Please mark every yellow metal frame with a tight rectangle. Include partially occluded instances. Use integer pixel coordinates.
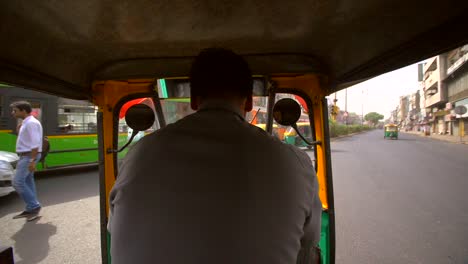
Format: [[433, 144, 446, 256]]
[[92, 80, 154, 213], [272, 74, 329, 208], [92, 74, 331, 214]]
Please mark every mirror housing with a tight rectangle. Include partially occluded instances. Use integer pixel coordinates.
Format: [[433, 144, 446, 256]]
[[273, 98, 301, 126], [125, 104, 155, 131], [108, 104, 155, 153], [273, 98, 321, 147]]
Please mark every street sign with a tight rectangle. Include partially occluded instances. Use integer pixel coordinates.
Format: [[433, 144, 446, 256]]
[[454, 105, 467, 115]]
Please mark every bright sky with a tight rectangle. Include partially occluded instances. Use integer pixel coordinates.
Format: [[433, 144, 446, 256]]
[[328, 62, 422, 119]]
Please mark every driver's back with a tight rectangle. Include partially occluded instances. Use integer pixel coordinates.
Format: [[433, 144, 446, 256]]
[[108, 104, 322, 264]]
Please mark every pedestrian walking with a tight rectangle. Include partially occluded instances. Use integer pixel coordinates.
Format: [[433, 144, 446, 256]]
[[10, 101, 43, 221]]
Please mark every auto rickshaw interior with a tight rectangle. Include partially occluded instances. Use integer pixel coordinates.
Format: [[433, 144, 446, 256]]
[[1, 1, 467, 264], [111, 75, 332, 263]]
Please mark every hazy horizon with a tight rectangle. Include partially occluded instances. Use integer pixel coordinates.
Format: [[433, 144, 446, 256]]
[[329, 62, 422, 119]]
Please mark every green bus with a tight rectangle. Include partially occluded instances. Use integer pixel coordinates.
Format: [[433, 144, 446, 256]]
[[0, 85, 132, 170]]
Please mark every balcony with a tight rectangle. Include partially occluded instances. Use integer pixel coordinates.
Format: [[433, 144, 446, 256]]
[[423, 56, 437, 72], [423, 70, 439, 90], [425, 84, 447, 108], [425, 87, 437, 96], [447, 52, 468, 75]]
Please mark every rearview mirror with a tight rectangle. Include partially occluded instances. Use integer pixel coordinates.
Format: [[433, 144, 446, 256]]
[[273, 98, 321, 147], [273, 98, 301, 126], [108, 104, 155, 153], [125, 104, 155, 131]]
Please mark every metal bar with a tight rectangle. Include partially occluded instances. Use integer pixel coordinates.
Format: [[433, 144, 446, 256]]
[[97, 112, 109, 264], [48, 148, 98, 154], [152, 83, 166, 128], [321, 98, 336, 264], [266, 81, 276, 133]]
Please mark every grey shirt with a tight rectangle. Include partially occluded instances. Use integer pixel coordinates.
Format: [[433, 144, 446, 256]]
[[108, 104, 322, 264]]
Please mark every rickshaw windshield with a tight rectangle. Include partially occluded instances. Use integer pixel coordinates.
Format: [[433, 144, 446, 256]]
[[117, 94, 272, 153]]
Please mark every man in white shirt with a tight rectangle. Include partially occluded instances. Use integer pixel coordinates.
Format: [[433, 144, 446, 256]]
[[10, 101, 43, 221], [108, 48, 322, 263]]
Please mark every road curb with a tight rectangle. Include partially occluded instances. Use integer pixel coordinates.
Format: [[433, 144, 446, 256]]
[[401, 132, 467, 145], [331, 129, 373, 141]]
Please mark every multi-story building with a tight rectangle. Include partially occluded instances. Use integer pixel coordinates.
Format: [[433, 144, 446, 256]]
[[420, 45, 468, 136], [422, 55, 449, 134], [398, 95, 409, 128], [389, 108, 399, 124], [444, 45, 468, 137], [405, 91, 421, 131], [418, 81, 427, 122]]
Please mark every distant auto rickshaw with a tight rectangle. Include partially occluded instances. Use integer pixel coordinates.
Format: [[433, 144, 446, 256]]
[[284, 122, 314, 149], [384, 124, 399, 139]]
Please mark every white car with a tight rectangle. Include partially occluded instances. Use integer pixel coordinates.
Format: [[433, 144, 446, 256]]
[[0, 151, 18, 197]]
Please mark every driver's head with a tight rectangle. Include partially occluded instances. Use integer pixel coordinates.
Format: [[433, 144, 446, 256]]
[[190, 48, 253, 112]]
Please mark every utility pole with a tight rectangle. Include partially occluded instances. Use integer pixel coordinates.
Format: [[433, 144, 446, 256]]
[[332, 93, 338, 121], [361, 89, 364, 125], [345, 88, 348, 125]]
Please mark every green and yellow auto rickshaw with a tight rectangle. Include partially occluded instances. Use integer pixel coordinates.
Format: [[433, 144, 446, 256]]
[[0, 1, 466, 264], [384, 124, 399, 140], [284, 122, 314, 149]]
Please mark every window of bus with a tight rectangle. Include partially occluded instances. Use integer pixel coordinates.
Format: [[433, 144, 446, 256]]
[[57, 98, 98, 134]]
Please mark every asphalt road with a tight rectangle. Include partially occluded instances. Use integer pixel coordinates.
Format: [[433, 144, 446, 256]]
[[0, 169, 100, 264], [1, 130, 467, 263], [332, 130, 468, 264]]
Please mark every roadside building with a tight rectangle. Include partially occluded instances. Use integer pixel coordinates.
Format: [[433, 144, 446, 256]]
[[407, 91, 421, 131], [398, 95, 409, 129], [422, 55, 449, 134], [390, 107, 399, 124], [417, 78, 428, 132], [444, 45, 468, 137], [420, 45, 468, 136]]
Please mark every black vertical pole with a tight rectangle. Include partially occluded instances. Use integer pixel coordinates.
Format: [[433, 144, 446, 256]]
[[97, 112, 109, 264], [266, 87, 276, 133]]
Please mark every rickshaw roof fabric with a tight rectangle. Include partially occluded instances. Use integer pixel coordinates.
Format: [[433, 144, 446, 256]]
[[0, 0, 467, 99]]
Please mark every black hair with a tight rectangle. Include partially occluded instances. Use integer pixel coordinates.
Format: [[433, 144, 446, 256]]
[[190, 48, 253, 98], [10, 100, 32, 113]]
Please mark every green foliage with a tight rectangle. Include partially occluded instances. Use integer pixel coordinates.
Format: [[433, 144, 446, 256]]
[[329, 119, 372, 137], [364, 112, 384, 126], [346, 112, 362, 125]]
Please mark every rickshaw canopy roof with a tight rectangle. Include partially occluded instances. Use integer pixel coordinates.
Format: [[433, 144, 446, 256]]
[[385, 124, 398, 127], [0, 1, 467, 99]]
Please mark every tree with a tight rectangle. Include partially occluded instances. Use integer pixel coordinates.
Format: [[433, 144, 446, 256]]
[[364, 112, 384, 127], [347, 112, 361, 125]]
